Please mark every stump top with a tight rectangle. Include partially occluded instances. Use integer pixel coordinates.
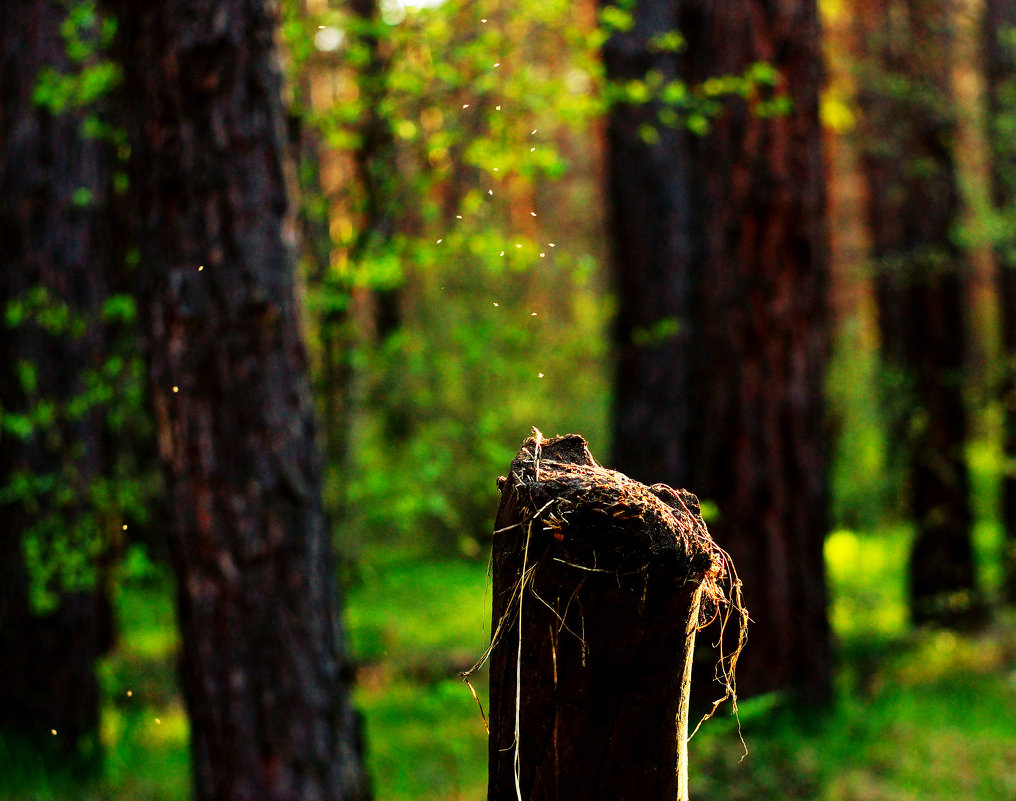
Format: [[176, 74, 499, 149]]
[[496, 432, 721, 585]]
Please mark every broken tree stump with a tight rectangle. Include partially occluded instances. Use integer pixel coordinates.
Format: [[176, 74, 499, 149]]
[[485, 432, 727, 801]]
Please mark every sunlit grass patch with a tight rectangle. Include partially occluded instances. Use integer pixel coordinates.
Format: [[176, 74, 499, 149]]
[[345, 553, 492, 667], [825, 526, 911, 643]]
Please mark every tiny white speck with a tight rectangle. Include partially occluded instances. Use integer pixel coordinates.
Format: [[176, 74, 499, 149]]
[[531, 312, 538, 316], [538, 372, 545, 378], [548, 243, 556, 247], [493, 302, 500, 307], [496, 105, 501, 111], [462, 104, 469, 109], [530, 211, 537, 216], [318, 25, 325, 29], [540, 252, 546, 258], [198, 265, 204, 271], [493, 62, 500, 67], [515, 244, 522, 248], [531, 129, 537, 135], [493, 167, 499, 172], [500, 251, 505, 256], [481, 18, 487, 22], [488, 189, 494, 195], [456, 215, 462, 219], [530, 147, 536, 152], [436, 238, 443, 244]]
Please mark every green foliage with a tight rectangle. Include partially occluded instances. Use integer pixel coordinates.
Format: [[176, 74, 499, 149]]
[[2, 290, 160, 613]]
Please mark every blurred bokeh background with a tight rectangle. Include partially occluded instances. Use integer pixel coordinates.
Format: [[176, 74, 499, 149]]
[[2, 0, 1015, 798]]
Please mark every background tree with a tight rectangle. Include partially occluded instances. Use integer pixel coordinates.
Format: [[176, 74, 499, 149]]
[[602, 0, 695, 492], [0, 0, 120, 762], [984, 0, 1016, 604], [682, 0, 833, 703], [604, 0, 833, 703], [854, 0, 980, 624], [103, 1, 370, 798]]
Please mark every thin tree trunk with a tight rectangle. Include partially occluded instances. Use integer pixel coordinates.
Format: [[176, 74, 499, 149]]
[[0, 0, 115, 761], [984, 0, 1016, 604], [104, 2, 370, 798], [855, 0, 980, 624]]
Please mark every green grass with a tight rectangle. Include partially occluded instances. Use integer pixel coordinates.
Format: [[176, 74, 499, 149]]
[[2, 531, 1014, 801]]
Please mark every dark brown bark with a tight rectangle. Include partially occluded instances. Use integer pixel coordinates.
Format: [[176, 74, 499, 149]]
[[0, 0, 115, 760], [984, 0, 1016, 604], [604, 0, 833, 702], [682, 0, 832, 703], [603, 0, 694, 487], [855, 0, 980, 624], [104, 2, 370, 799], [486, 433, 724, 801]]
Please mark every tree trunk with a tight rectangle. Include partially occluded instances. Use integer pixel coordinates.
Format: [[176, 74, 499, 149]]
[[605, 0, 833, 703], [603, 0, 694, 488], [485, 433, 727, 801], [984, 0, 1016, 604], [0, 0, 115, 762], [104, 2, 370, 799], [854, 0, 980, 624]]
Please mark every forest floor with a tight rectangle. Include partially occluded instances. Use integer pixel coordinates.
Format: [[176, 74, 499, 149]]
[[1, 525, 1014, 801]]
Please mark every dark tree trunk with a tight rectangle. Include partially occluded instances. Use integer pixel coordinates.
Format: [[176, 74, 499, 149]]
[[603, 0, 694, 488], [0, 0, 115, 761], [683, 0, 832, 704], [104, 2, 370, 799], [984, 0, 1016, 604], [604, 0, 833, 703], [485, 433, 724, 801], [855, 0, 980, 624]]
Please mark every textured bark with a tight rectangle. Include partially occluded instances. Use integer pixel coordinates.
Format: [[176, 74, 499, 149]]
[[984, 0, 1016, 604], [682, 0, 832, 703], [0, 0, 115, 759], [486, 434, 721, 801], [604, 0, 833, 702], [855, 0, 979, 624], [104, 2, 370, 799]]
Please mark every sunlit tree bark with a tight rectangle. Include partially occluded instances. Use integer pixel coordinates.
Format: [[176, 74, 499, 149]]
[[855, 0, 980, 624], [104, 1, 371, 798], [0, 0, 115, 762]]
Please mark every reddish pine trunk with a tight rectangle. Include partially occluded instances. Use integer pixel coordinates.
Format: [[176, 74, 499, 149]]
[[683, 0, 832, 702], [854, 0, 980, 623], [0, 0, 115, 759], [105, 2, 370, 799], [605, 0, 832, 702]]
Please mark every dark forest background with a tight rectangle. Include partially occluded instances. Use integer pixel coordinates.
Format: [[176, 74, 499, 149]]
[[1, 0, 1015, 798]]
